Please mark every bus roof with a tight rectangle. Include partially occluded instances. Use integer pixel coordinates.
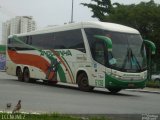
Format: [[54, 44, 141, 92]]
[[11, 21, 139, 37]]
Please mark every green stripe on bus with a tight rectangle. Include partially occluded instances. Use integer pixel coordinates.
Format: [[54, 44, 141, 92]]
[[57, 65, 67, 83], [61, 56, 75, 83], [51, 55, 66, 83]]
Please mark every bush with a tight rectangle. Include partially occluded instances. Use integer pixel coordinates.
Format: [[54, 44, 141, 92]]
[[0, 113, 110, 120], [146, 80, 160, 88]]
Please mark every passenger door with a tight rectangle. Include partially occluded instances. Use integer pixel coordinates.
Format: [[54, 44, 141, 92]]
[[92, 40, 107, 88]]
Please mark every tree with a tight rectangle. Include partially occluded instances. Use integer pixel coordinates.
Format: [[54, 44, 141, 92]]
[[105, 0, 160, 40], [81, 0, 112, 21]]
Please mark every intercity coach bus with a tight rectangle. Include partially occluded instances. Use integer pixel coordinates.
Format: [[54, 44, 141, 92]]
[[6, 21, 156, 93]]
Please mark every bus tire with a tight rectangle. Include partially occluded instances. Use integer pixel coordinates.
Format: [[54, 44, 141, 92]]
[[48, 81, 58, 85], [107, 88, 121, 94], [16, 67, 23, 81], [77, 73, 93, 92], [30, 78, 37, 83], [43, 80, 58, 85], [43, 80, 49, 84], [23, 68, 31, 82]]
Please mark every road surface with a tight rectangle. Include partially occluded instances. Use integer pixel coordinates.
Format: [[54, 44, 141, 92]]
[[0, 72, 160, 114]]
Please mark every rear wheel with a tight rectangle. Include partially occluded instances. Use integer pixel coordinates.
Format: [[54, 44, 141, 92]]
[[43, 80, 58, 85], [23, 68, 30, 82], [16, 68, 23, 81], [107, 88, 121, 94], [77, 73, 94, 92], [30, 78, 37, 83], [48, 80, 58, 85]]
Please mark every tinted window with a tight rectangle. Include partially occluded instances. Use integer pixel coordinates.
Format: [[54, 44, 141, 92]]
[[30, 29, 85, 52], [54, 29, 85, 52], [31, 33, 53, 49], [84, 28, 104, 47], [8, 37, 29, 50], [8, 29, 85, 52], [84, 28, 104, 56], [93, 41, 106, 65]]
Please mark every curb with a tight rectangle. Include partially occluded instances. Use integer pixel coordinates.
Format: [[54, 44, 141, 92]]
[[0, 111, 42, 114], [125, 89, 160, 94]]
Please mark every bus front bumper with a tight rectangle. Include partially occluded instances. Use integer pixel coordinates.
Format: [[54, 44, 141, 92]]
[[105, 75, 147, 89]]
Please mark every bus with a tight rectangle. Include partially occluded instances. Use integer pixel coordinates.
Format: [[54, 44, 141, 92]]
[[6, 21, 156, 93]]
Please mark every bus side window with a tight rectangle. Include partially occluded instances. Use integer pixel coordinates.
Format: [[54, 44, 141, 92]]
[[29, 36, 32, 45], [8, 39, 11, 44], [54, 29, 86, 52], [93, 41, 106, 65]]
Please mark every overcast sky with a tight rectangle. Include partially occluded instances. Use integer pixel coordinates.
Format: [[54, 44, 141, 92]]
[[0, 0, 160, 43]]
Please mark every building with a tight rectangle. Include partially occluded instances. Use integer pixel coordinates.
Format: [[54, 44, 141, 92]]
[[2, 16, 36, 45], [20, 16, 36, 33], [2, 20, 10, 45]]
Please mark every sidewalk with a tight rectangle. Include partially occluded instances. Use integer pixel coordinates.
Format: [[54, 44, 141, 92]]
[[126, 87, 160, 94], [0, 71, 16, 79]]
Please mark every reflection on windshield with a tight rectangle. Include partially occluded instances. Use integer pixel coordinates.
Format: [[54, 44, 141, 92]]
[[108, 51, 117, 65], [107, 32, 147, 72], [122, 48, 141, 71]]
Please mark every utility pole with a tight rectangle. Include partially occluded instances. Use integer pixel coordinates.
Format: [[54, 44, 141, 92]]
[[71, 0, 74, 23]]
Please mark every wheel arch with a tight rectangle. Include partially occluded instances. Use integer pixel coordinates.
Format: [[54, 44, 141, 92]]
[[76, 69, 88, 84], [23, 66, 29, 72]]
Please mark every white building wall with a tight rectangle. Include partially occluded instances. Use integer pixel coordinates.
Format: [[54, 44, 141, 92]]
[[2, 21, 10, 45], [31, 21, 36, 31], [20, 17, 29, 33], [2, 16, 36, 44], [10, 17, 20, 35]]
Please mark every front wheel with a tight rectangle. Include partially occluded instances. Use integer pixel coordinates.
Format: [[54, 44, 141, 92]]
[[107, 88, 121, 94], [77, 73, 94, 92]]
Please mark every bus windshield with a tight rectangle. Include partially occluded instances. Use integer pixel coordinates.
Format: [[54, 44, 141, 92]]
[[84, 28, 147, 73], [107, 32, 147, 72]]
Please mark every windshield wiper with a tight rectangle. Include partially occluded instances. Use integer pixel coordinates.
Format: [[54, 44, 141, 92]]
[[122, 48, 142, 71], [130, 50, 142, 71]]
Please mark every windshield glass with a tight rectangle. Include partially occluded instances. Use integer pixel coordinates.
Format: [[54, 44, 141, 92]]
[[108, 32, 147, 72], [84, 28, 147, 73]]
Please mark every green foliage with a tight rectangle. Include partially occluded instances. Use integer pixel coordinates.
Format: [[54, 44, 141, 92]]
[[0, 45, 6, 52], [0, 113, 110, 120], [105, 0, 160, 43], [24, 113, 81, 120], [81, 0, 112, 21], [146, 80, 160, 88]]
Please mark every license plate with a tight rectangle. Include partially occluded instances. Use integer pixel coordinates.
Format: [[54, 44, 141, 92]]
[[128, 84, 135, 87]]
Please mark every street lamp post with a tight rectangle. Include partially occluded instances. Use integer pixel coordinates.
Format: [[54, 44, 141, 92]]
[[71, 0, 74, 23]]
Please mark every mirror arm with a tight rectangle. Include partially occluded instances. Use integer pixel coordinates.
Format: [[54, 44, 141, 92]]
[[94, 35, 112, 51], [144, 40, 156, 55]]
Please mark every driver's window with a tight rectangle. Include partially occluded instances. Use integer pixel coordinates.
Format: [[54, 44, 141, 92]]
[[93, 42, 105, 65]]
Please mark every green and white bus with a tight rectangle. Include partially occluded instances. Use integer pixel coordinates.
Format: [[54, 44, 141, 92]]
[[6, 21, 156, 93]]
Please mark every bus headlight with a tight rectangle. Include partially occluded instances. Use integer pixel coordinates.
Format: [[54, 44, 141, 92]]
[[114, 75, 121, 79]]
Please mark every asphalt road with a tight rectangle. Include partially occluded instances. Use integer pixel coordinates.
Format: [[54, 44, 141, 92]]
[[0, 72, 160, 114]]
